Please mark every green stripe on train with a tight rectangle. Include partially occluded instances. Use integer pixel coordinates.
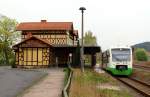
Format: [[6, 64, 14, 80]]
[[106, 67, 132, 76]]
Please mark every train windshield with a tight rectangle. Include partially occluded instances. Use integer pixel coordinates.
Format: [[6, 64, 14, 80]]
[[111, 48, 131, 62]]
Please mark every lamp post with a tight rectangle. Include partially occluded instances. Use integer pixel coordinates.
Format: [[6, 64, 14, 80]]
[[79, 7, 86, 72]]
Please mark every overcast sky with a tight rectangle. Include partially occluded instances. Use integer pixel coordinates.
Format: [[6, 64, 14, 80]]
[[0, 0, 150, 50]]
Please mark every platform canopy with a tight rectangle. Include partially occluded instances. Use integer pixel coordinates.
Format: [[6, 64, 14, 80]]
[[53, 45, 101, 54]]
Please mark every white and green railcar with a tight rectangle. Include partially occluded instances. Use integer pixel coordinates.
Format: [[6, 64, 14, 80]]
[[102, 47, 133, 76]]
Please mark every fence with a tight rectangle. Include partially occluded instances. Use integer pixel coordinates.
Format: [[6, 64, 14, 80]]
[[62, 68, 73, 97]]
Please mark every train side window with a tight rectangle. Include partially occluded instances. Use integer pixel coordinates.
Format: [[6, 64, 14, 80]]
[[106, 51, 109, 62]]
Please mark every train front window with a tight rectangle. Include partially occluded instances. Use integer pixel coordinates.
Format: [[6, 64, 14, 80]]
[[111, 49, 131, 62]]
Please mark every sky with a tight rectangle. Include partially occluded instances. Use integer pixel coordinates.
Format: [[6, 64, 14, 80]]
[[0, 0, 150, 50]]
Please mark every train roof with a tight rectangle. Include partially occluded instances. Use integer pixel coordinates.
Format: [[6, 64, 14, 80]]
[[109, 46, 132, 49], [102, 46, 132, 52]]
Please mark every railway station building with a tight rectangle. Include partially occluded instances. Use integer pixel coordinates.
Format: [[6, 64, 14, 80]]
[[12, 20, 101, 68]]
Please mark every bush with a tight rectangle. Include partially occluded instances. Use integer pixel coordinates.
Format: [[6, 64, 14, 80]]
[[135, 48, 148, 61]]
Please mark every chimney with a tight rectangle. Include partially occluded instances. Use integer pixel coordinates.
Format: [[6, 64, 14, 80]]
[[41, 20, 47, 23]]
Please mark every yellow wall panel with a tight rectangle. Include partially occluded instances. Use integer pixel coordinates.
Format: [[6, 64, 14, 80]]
[[33, 48, 37, 65], [43, 48, 46, 52], [15, 52, 19, 65], [43, 61, 47, 65], [16, 47, 51, 67], [33, 48, 37, 61], [28, 62, 31, 65], [28, 48, 32, 62], [33, 62, 37, 65], [23, 49, 26, 65], [38, 48, 42, 65], [42, 48, 48, 65], [24, 61, 26, 65], [16, 52, 18, 61], [15, 62, 18, 65], [18, 50, 23, 65], [19, 61, 21, 65]]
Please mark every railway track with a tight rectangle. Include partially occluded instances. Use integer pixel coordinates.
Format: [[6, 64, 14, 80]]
[[133, 64, 150, 71], [117, 77, 150, 97]]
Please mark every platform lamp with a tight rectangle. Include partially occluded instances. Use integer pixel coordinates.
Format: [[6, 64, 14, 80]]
[[79, 7, 86, 72]]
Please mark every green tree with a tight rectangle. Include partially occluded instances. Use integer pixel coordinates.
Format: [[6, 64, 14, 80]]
[[0, 17, 19, 65], [135, 48, 148, 61], [83, 31, 97, 46], [82, 31, 98, 65]]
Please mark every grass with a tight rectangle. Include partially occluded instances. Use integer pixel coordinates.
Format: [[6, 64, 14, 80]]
[[132, 69, 150, 84], [134, 61, 150, 66], [69, 69, 132, 97], [75, 69, 115, 84], [98, 89, 132, 97], [147, 56, 150, 61]]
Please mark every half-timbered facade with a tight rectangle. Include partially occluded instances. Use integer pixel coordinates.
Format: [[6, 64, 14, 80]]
[[13, 20, 78, 68]]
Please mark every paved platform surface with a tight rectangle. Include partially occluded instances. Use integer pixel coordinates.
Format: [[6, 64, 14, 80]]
[[94, 64, 105, 73], [21, 68, 65, 97], [0, 66, 46, 97]]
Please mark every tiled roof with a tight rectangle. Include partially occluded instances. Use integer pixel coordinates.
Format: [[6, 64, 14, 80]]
[[16, 20, 73, 31], [13, 36, 52, 48]]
